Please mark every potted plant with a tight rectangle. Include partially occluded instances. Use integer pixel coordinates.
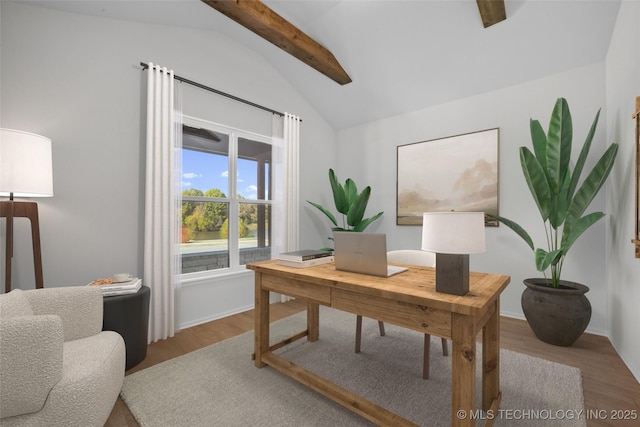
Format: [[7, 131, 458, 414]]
[[307, 168, 383, 250], [488, 98, 618, 346]]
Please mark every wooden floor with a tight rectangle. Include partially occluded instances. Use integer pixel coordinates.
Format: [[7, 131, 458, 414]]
[[106, 299, 640, 427]]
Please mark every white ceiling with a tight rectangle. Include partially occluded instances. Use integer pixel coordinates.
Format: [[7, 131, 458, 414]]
[[16, 0, 622, 130]]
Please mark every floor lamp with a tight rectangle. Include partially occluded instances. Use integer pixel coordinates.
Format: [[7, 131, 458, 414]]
[[0, 128, 53, 293]]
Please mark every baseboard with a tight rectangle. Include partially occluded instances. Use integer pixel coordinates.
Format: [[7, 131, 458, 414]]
[[179, 303, 254, 330], [498, 310, 526, 322], [498, 310, 609, 338], [177, 295, 282, 330]]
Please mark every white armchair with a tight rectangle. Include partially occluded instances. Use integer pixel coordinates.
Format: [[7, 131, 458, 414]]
[[0, 286, 125, 426]]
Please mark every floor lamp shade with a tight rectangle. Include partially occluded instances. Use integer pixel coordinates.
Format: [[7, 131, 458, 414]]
[[421, 212, 486, 295], [1, 128, 53, 293], [0, 128, 53, 198]]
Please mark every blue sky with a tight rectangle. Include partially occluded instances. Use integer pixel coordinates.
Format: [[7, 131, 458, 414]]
[[181, 150, 258, 199]]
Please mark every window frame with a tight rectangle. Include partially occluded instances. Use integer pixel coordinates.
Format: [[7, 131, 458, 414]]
[[180, 115, 274, 280]]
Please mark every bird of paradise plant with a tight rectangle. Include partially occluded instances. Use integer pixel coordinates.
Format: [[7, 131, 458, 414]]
[[488, 98, 618, 288], [307, 168, 383, 250]]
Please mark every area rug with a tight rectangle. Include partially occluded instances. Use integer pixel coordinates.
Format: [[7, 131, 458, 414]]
[[121, 307, 586, 426]]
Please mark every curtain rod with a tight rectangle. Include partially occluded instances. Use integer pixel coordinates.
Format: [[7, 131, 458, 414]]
[[140, 62, 300, 121]]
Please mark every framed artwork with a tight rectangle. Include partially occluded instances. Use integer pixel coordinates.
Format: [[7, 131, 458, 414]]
[[396, 128, 499, 226]]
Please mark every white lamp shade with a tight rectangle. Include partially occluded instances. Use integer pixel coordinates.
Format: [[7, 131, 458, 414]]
[[421, 211, 486, 254], [0, 128, 53, 197]]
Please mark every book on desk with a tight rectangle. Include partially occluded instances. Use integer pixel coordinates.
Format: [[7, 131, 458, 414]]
[[88, 277, 142, 296], [277, 255, 334, 268], [278, 249, 333, 262]]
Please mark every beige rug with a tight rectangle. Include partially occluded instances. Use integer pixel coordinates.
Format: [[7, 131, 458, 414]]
[[121, 307, 586, 426]]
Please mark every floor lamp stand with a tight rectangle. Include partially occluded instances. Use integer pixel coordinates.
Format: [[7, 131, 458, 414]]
[[1, 200, 44, 293]]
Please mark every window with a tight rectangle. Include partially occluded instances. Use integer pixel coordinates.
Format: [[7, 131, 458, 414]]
[[180, 118, 272, 275]]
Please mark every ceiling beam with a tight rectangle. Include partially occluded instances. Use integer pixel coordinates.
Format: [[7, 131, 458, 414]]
[[201, 0, 352, 85], [476, 0, 506, 28]]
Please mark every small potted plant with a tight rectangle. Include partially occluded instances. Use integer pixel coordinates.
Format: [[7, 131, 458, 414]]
[[489, 98, 618, 346], [307, 168, 383, 250]]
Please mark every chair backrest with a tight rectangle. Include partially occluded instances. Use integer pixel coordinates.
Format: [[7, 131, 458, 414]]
[[386, 250, 435, 267]]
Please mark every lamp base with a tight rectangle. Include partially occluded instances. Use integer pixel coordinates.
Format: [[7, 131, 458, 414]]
[[0, 200, 44, 293], [435, 253, 469, 295]]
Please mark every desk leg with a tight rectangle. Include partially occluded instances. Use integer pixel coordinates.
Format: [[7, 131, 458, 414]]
[[254, 272, 270, 368], [482, 299, 501, 412], [452, 313, 476, 427], [307, 301, 319, 342]]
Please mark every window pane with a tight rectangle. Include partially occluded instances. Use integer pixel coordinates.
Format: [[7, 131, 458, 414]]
[[239, 202, 271, 265], [237, 138, 271, 201], [181, 201, 229, 273], [182, 128, 229, 195]]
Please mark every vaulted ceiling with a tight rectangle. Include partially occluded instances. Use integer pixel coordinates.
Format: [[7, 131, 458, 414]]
[[17, 0, 621, 130]]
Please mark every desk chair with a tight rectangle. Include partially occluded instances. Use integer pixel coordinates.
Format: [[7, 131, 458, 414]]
[[354, 249, 449, 379]]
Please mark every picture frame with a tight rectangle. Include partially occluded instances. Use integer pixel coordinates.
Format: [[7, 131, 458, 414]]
[[396, 128, 499, 226]]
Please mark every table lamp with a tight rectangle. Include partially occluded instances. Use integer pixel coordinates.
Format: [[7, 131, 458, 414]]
[[1, 128, 53, 292], [421, 211, 486, 295]]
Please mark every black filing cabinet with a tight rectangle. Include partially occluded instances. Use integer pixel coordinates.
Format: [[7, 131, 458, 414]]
[[102, 286, 150, 371]]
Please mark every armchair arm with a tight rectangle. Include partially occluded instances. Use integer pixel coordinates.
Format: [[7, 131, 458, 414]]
[[24, 287, 104, 341], [0, 315, 64, 419]]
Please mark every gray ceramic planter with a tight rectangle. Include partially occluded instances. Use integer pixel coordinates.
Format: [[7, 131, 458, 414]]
[[521, 278, 591, 346]]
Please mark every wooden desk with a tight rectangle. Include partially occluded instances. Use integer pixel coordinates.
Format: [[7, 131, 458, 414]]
[[247, 260, 510, 427]]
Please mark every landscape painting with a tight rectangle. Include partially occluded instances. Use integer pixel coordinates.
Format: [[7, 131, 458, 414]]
[[397, 128, 499, 226]]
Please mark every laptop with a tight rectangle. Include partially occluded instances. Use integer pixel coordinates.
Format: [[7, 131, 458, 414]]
[[333, 232, 408, 277]]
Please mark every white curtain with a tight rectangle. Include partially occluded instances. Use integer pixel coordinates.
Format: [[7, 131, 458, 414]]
[[144, 63, 182, 343], [272, 113, 301, 302]]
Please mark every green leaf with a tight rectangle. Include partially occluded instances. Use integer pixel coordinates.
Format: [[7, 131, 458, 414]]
[[487, 214, 534, 250], [347, 186, 371, 227], [307, 200, 337, 227], [520, 148, 551, 221], [329, 169, 349, 215], [549, 168, 571, 229], [535, 248, 563, 271], [530, 119, 548, 171], [534, 249, 548, 270], [353, 211, 384, 232], [344, 179, 358, 208], [546, 98, 572, 194], [568, 109, 600, 201], [561, 212, 605, 254], [566, 143, 618, 225]]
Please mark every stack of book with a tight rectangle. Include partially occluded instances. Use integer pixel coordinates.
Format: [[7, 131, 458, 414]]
[[88, 277, 142, 296], [277, 249, 334, 268]]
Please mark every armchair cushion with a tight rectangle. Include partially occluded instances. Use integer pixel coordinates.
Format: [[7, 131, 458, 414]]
[[0, 289, 34, 318], [0, 315, 63, 418], [0, 287, 125, 426], [24, 286, 104, 341]]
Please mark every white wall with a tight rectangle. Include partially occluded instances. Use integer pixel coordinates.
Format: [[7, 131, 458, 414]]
[[0, 2, 336, 327], [605, 0, 640, 381], [335, 63, 611, 334]]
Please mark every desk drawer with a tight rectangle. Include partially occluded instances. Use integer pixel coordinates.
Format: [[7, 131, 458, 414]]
[[262, 275, 331, 304], [332, 288, 451, 338]]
